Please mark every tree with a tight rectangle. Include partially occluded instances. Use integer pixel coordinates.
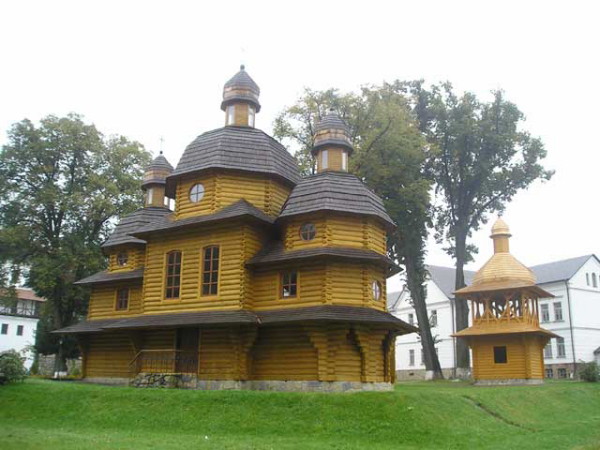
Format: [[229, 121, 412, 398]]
[[403, 82, 554, 373], [274, 85, 444, 379], [0, 114, 151, 375]]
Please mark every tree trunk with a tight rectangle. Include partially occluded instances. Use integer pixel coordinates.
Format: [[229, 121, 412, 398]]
[[405, 258, 444, 380], [454, 227, 470, 375]]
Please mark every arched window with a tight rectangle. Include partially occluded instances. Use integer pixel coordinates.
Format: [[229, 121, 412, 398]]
[[248, 106, 256, 127], [593, 273, 598, 288], [117, 252, 128, 266], [226, 105, 235, 125], [299, 223, 316, 241], [372, 280, 382, 301], [165, 251, 182, 299], [202, 246, 220, 296], [116, 288, 129, 310]]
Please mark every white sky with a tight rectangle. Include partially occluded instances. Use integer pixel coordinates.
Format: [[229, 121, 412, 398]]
[[1, 0, 598, 292]]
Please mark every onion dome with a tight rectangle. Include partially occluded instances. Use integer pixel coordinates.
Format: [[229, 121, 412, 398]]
[[221, 65, 261, 113], [278, 171, 394, 228], [312, 109, 353, 155], [165, 127, 300, 197], [455, 218, 544, 295], [142, 152, 174, 189]]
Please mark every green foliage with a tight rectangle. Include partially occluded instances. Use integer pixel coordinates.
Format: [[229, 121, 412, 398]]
[[0, 114, 151, 370], [0, 350, 27, 384], [0, 380, 599, 448], [579, 361, 599, 382]]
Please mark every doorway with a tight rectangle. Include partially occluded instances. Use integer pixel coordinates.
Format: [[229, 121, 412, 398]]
[[175, 328, 199, 373]]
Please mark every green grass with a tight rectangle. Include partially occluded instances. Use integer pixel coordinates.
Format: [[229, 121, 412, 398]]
[[0, 379, 599, 449]]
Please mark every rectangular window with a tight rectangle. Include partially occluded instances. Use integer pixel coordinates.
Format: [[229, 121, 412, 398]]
[[147, 188, 153, 205], [227, 105, 235, 125], [545, 368, 553, 378], [408, 313, 414, 326], [1, 324, 7, 334], [586, 273, 590, 286], [430, 310, 438, 327], [281, 270, 298, 298], [493, 346, 508, 364], [165, 251, 182, 299], [409, 349, 415, 366], [16, 325, 24, 336], [553, 302, 563, 321], [116, 288, 129, 311], [540, 304, 550, 323], [544, 342, 553, 358], [342, 151, 348, 170], [556, 337, 566, 358], [201, 246, 220, 296], [321, 150, 328, 169], [421, 349, 424, 365], [248, 106, 255, 127], [558, 368, 567, 379]]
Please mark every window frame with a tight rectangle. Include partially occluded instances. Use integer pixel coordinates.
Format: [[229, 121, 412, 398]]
[[408, 313, 414, 326], [540, 303, 550, 323], [201, 245, 220, 297], [248, 105, 256, 127], [115, 287, 130, 311], [557, 368, 568, 379], [16, 325, 24, 336], [226, 105, 235, 125], [189, 183, 205, 203], [280, 270, 298, 299], [593, 273, 598, 288], [299, 223, 317, 241], [321, 150, 328, 170], [544, 341, 553, 358], [409, 349, 415, 366], [117, 251, 129, 267], [1, 323, 7, 335], [553, 302, 563, 322], [545, 368, 554, 378], [165, 250, 183, 300], [556, 337, 566, 358], [430, 310, 438, 327], [372, 280, 382, 301]]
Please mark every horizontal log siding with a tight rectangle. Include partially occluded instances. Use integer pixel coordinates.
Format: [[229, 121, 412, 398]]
[[332, 328, 363, 381], [142, 223, 249, 313], [252, 261, 386, 311], [108, 247, 145, 272], [470, 335, 547, 380], [251, 326, 318, 380], [85, 332, 134, 378], [284, 214, 386, 254], [87, 284, 143, 319], [198, 327, 238, 380], [176, 172, 291, 219]]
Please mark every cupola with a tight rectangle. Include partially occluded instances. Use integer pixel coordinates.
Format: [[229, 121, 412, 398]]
[[312, 109, 353, 173], [142, 152, 174, 208], [221, 65, 261, 127]]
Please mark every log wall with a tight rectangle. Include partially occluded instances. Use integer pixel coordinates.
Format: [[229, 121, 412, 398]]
[[87, 283, 143, 319]]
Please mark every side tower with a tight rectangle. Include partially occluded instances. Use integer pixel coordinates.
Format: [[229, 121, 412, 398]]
[[453, 218, 557, 385]]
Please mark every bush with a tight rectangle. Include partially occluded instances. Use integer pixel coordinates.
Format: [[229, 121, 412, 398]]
[[579, 361, 599, 382], [0, 350, 27, 384]]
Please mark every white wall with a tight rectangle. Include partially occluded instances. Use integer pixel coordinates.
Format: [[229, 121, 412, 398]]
[[0, 315, 38, 369]]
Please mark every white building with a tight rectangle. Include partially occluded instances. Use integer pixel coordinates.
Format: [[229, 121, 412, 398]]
[[389, 255, 600, 380], [0, 288, 45, 369]]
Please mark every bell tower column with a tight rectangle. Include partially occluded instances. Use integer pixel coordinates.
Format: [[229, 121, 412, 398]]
[[221, 65, 261, 128], [312, 109, 354, 173]]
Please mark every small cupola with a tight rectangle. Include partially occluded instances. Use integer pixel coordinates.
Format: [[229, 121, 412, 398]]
[[221, 65, 261, 128], [142, 151, 174, 208], [312, 109, 353, 173]]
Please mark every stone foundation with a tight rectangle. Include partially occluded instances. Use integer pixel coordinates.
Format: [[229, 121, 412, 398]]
[[86, 375, 393, 392], [396, 369, 456, 381], [473, 378, 544, 386]]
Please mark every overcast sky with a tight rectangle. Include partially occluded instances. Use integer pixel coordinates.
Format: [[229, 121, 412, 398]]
[[1, 0, 598, 291]]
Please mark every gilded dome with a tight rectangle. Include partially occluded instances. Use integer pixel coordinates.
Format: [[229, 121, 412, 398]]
[[490, 217, 511, 237]]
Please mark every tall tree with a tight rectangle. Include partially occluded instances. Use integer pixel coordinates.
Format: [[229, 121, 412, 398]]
[[274, 85, 444, 379], [0, 114, 151, 374], [403, 82, 554, 373]]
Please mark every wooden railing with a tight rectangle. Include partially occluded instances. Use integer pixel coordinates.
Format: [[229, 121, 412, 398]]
[[129, 350, 198, 376]]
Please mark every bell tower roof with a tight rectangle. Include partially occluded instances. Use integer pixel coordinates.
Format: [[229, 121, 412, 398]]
[[312, 109, 353, 155], [142, 151, 173, 189]]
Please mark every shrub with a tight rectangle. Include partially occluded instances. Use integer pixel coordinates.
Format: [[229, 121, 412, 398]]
[[0, 350, 27, 384], [579, 361, 599, 382]]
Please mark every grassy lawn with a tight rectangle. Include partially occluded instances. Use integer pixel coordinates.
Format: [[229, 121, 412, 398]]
[[0, 379, 599, 449]]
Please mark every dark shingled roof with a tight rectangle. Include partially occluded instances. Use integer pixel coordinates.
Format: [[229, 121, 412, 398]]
[[147, 153, 174, 172], [315, 111, 351, 133], [224, 65, 260, 94], [53, 306, 417, 334], [247, 242, 402, 275], [132, 199, 274, 236], [278, 171, 394, 227], [165, 127, 300, 196], [102, 207, 171, 249], [74, 269, 144, 286], [428, 265, 476, 299], [529, 255, 597, 284]]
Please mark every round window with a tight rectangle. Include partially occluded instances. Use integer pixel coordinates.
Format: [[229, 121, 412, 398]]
[[189, 184, 205, 203], [372, 280, 382, 301], [117, 252, 128, 266], [299, 223, 317, 241]]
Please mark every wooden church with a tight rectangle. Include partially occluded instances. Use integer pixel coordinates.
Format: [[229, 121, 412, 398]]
[[56, 66, 417, 391], [453, 218, 557, 385]]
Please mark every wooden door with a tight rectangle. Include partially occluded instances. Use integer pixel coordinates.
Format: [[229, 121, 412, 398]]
[[176, 328, 199, 373]]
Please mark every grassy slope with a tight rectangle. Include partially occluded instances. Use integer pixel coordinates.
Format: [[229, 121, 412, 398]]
[[0, 379, 599, 449]]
